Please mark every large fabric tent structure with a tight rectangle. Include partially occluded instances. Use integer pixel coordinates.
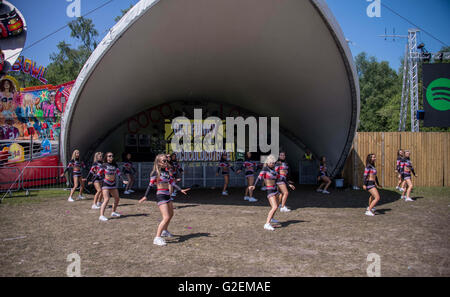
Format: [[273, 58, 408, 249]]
[[61, 0, 360, 177]]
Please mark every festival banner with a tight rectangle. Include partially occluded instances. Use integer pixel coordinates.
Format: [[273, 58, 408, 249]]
[[422, 63, 450, 127]]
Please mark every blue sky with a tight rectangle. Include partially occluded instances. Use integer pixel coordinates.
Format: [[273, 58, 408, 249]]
[[8, 0, 450, 72]]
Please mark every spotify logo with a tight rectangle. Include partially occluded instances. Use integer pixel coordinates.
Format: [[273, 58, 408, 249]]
[[426, 78, 450, 111]]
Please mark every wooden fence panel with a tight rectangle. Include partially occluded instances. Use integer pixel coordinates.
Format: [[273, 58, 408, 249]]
[[343, 132, 449, 188], [445, 133, 450, 187]]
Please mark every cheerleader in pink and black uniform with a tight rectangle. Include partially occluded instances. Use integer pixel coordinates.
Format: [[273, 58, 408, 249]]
[[122, 153, 136, 195], [276, 151, 295, 212], [169, 153, 184, 197], [239, 152, 258, 202], [248, 155, 282, 231], [316, 156, 332, 194], [395, 149, 405, 193], [86, 152, 104, 209], [62, 149, 86, 202], [139, 154, 190, 246], [216, 154, 235, 196], [401, 150, 416, 202], [97, 152, 128, 221], [363, 153, 382, 216]]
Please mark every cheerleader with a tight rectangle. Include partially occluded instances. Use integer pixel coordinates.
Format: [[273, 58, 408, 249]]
[[276, 151, 295, 212], [239, 152, 258, 202], [122, 152, 136, 195], [316, 156, 331, 194], [401, 150, 416, 202], [139, 154, 190, 246], [395, 149, 405, 192], [62, 149, 86, 202], [248, 155, 283, 231], [216, 153, 235, 196], [363, 154, 382, 216], [169, 153, 184, 197], [86, 152, 104, 209], [97, 152, 128, 221]]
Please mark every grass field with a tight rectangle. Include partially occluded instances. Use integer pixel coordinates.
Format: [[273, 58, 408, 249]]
[[0, 185, 449, 277]]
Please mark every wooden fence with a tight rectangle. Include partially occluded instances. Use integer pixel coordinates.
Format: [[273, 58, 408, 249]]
[[342, 132, 450, 187]]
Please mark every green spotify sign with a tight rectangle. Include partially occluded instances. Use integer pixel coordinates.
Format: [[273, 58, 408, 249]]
[[423, 64, 450, 127]]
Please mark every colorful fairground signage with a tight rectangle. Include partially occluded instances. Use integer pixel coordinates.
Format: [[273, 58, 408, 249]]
[[10, 56, 48, 84]]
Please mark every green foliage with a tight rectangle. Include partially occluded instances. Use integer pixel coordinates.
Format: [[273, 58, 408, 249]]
[[45, 17, 99, 86], [114, 4, 134, 23], [8, 71, 42, 88], [355, 52, 401, 131], [355, 49, 450, 132]]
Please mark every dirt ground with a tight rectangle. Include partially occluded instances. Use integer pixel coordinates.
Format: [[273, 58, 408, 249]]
[[0, 185, 449, 277]]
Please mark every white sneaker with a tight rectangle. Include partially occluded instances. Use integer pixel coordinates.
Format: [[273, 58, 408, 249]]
[[68, 197, 75, 202], [405, 197, 414, 202], [270, 218, 280, 223], [367, 207, 376, 213], [222, 191, 229, 196], [128, 189, 135, 193], [99, 215, 108, 221], [316, 188, 323, 193], [111, 212, 121, 217], [153, 237, 167, 246], [400, 188, 405, 192], [124, 190, 130, 195], [322, 190, 330, 194], [78, 195, 85, 200], [248, 197, 258, 202], [365, 210, 375, 216], [96, 202, 102, 207], [280, 206, 291, 212], [400, 195, 405, 200], [161, 230, 173, 238], [91, 204, 100, 209], [244, 196, 250, 201], [264, 223, 275, 231]]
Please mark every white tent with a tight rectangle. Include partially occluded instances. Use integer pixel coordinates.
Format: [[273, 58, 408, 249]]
[[61, 0, 360, 176]]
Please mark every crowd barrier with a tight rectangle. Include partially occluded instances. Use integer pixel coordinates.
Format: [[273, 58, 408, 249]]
[[1, 159, 327, 202]]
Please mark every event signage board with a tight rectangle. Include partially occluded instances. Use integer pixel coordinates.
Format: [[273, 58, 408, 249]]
[[422, 63, 450, 127]]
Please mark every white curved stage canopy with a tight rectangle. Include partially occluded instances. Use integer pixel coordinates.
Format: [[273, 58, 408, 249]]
[[62, 0, 360, 176]]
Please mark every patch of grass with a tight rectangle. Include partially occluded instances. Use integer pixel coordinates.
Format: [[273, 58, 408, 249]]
[[0, 189, 68, 205]]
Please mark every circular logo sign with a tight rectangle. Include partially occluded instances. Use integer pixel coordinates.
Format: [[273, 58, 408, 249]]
[[426, 78, 450, 111]]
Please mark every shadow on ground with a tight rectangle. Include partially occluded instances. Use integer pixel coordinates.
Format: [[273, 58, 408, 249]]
[[116, 185, 404, 210]]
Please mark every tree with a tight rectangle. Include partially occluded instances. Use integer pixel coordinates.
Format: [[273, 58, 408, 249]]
[[114, 4, 134, 23], [45, 17, 99, 85], [68, 17, 98, 51], [355, 49, 450, 132], [355, 52, 402, 131]]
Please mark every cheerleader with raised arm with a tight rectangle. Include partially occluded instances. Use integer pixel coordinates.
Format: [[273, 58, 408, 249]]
[[248, 155, 283, 231], [139, 154, 190, 246]]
